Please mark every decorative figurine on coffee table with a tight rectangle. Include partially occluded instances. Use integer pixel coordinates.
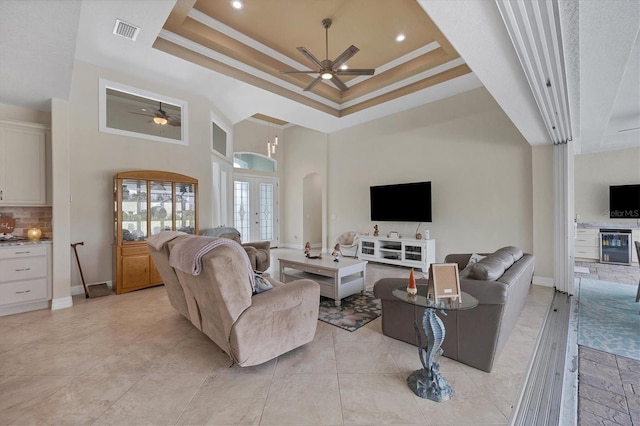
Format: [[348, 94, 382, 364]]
[[407, 268, 417, 296], [304, 241, 323, 259], [331, 243, 340, 262]]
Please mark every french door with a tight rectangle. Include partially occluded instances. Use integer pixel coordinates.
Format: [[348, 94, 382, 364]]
[[234, 175, 278, 246]]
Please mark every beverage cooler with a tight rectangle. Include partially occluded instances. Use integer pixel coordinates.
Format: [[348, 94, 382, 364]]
[[600, 229, 632, 265]]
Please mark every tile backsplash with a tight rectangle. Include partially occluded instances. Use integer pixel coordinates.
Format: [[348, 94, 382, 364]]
[[0, 207, 52, 238]]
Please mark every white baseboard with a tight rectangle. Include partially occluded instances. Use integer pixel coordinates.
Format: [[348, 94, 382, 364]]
[[0, 300, 49, 316], [533, 276, 554, 287], [51, 296, 73, 310], [282, 243, 303, 250], [71, 280, 113, 296]]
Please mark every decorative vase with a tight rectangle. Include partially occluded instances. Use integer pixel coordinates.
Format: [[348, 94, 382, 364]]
[[27, 227, 42, 241], [407, 268, 417, 296]]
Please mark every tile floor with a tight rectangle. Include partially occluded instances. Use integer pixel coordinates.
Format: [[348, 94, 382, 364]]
[[575, 261, 640, 426], [0, 248, 555, 425]]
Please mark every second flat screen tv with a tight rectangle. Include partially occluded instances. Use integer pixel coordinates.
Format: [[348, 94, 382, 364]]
[[370, 181, 432, 222], [609, 184, 640, 218]]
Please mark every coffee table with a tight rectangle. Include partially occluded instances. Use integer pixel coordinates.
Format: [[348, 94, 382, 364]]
[[393, 286, 478, 402], [279, 255, 367, 306]]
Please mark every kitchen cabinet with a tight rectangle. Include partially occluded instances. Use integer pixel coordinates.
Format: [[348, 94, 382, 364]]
[[113, 170, 198, 294], [0, 120, 48, 205], [0, 242, 52, 316]]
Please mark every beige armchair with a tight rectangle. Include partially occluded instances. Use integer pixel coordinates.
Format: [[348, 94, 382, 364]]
[[148, 233, 320, 367], [201, 227, 271, 272]]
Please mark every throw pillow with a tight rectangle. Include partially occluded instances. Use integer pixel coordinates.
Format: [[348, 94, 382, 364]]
[[466, 253, 486, 268], [253, 273, 273, 294], [460, 253, 486, 278]]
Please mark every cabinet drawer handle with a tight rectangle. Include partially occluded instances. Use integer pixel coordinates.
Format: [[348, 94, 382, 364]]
[[15, 268, 31, 272], [14, 251, 31, 255], [15, 290, 31, 294]]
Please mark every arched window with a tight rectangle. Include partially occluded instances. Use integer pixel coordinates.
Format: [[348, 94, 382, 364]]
[[233, 152, 276, 173]]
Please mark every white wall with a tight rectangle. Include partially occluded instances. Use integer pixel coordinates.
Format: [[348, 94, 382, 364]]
[[300, 87, 535, 263], [303, 173, 322, 247], [575, 146, 640, 224], [282, 126, 327, 249], [532, 145, 555, 280], [65, 60, 230, 285], [0, 103, 51, 126]]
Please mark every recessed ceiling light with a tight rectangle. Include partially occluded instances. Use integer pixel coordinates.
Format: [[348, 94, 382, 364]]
[[340, 64, 348, 70], [396, 34, 406, 42], [231, 0, 243, 9]]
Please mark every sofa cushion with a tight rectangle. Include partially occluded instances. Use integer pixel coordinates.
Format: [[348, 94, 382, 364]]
[[469, 255, 506, 281], [491, 251, 515, 270], [495, 246, 523, 262], [460, 253, 486, 278]]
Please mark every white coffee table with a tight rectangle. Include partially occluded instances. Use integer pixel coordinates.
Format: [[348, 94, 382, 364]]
[[279, 255, 368, 306]]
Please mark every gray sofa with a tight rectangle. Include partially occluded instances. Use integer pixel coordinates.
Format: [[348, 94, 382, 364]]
[[373, 246, 534, 372]]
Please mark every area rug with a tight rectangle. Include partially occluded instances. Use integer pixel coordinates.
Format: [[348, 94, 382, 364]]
[[318, 291, 381, 332], [578, 278, 640, 360]]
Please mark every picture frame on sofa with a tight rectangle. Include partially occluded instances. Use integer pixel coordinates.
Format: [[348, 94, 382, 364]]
[[428, 263, 462, 303]]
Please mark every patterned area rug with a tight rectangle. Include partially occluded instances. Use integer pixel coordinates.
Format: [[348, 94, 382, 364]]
[[318, 291, 382, 332], [578, 278, 640, 360]]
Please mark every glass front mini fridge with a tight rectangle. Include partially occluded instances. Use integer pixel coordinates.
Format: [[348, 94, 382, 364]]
[[600, 229, 632, 265]]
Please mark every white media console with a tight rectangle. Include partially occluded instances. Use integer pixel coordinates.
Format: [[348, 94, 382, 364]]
[[358, 236, 435, 272]]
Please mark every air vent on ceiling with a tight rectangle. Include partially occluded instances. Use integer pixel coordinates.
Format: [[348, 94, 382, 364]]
[[113, 19, 140, 41]]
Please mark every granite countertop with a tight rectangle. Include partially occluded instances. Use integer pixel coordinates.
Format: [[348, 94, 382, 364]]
[[0, 239, 52, 247], [577, 222, 640, 230]]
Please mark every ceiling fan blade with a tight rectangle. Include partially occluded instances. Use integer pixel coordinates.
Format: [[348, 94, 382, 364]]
[[281, 70, 320, 74], [168, 119, 181, 127], [331, 45, 359, 69], [297, 46, 324, 70], [303, 76, 323, 91], [330, 75, 349, 91], [336, 68, 375, 76]]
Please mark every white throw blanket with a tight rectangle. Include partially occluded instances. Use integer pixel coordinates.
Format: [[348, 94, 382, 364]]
[[169, 236, 255, 289]]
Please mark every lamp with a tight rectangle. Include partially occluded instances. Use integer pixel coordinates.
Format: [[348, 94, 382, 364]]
[[153, 116, 168, 125], [266, 122, 279, 158]]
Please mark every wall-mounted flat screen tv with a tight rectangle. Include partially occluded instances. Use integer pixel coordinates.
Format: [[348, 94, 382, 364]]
[[370, 181, 432, 222], [609, 184, 640, 218]]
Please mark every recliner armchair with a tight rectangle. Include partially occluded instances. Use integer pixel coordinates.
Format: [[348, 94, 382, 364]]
[[201, 227, 271, 272], [148, 233, 320, 366]]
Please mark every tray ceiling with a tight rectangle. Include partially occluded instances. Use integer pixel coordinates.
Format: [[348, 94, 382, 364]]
[[155, 0, 471, 118]]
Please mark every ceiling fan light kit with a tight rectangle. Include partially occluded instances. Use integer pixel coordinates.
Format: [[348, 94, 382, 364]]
[[130, 101, 181, 127], [281, 18, 375, 92]]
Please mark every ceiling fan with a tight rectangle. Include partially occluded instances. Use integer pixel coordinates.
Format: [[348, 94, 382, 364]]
[[130, 102, 181, 127], [281, 18, 375, 92]]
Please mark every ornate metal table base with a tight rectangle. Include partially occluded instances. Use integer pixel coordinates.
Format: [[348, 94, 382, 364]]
[[407, 306, 454, 402]]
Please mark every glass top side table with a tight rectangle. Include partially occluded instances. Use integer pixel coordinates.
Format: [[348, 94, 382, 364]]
[[392, 286, 478, 402]]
